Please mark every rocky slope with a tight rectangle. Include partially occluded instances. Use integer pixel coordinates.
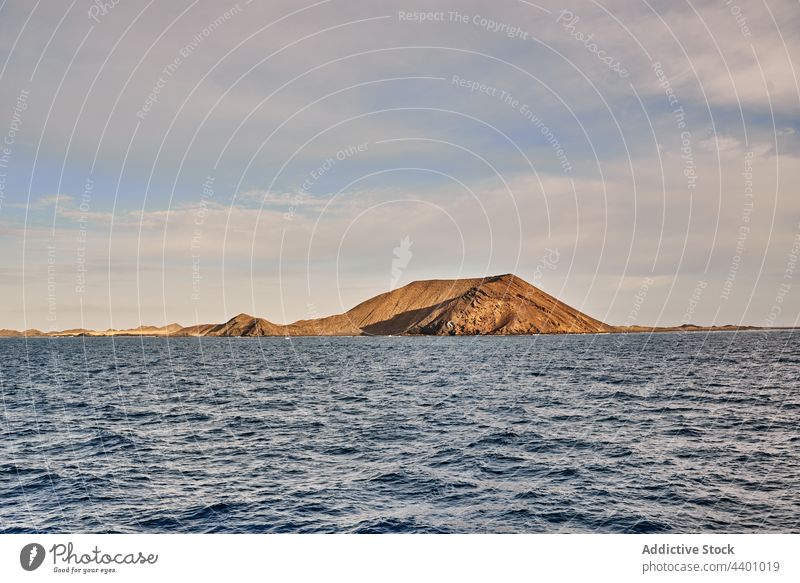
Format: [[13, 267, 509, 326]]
[[0, 328, 45, 337], [202, 313, 284, 337], [400, 274, 611, 335]]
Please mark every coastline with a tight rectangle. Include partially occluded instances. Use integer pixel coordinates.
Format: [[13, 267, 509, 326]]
[[4, 274, 794, 338], [1, 326, 795, 338]]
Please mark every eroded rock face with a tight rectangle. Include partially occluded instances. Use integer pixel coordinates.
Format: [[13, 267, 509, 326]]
[[405, 275, 612, 335]]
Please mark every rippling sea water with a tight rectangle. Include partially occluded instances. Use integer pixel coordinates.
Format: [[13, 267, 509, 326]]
[[1, 331, 798, 533]]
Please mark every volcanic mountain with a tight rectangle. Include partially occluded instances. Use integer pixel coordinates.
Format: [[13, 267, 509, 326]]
[[0, 275, 612, 337], [198, 274, 612, 336], [1, 274, 770, 337]]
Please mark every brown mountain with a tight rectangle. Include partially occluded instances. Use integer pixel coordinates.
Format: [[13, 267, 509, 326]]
[[385, 274, 610, 335], [0, 274, 777, 337], [203, 274, 612, 336], [0, 328, 44, 337], [203, 313, 284, 337], [279, 274, 610, 336]]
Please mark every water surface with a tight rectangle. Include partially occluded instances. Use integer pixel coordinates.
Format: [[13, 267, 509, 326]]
[[1, 331, 798, 532]]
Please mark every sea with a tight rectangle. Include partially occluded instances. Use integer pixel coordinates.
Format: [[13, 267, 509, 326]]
[[1, 331, 798, 533]]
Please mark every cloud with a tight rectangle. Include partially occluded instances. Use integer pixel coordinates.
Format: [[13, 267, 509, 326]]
[[7, 194, 73, 211], [0, 0, 797, 329], [698, 134, 742, 154]]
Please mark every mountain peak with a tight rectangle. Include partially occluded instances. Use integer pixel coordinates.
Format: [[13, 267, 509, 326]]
[[231, 312, 255, 321], [205, 312, 282, 337], [295, 273, 612, 336]]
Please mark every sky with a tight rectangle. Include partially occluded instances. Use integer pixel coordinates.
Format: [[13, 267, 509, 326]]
[[0, 0, 798, 330]]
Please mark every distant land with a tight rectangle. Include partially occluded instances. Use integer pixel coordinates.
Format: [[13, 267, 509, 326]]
[[0, 274, 784, 337]]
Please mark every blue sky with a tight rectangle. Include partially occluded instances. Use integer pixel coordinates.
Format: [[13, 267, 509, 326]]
[[0, 0, 798, 329]]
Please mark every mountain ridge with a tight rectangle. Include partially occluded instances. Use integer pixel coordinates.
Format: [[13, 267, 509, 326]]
[[0, 274, 775, 337]]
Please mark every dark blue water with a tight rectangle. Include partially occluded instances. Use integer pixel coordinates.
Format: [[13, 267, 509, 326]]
[[1, 331, 798, 533]]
